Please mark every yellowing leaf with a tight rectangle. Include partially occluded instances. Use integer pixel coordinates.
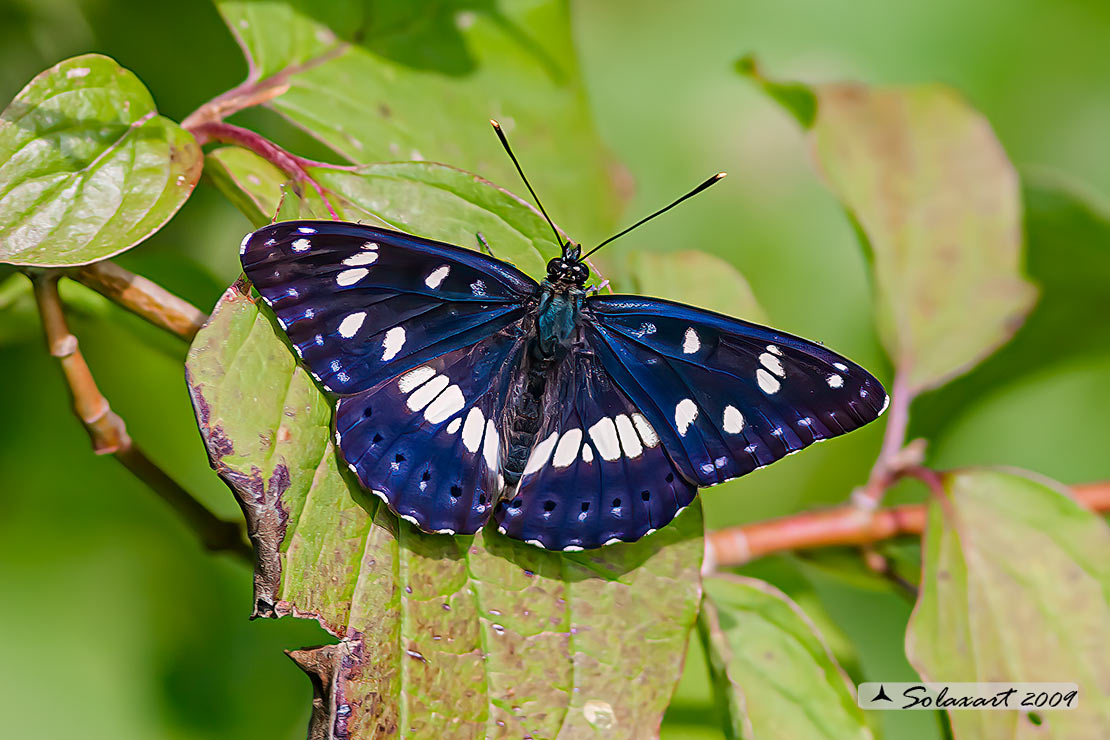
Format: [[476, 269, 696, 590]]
[[743, 63, 1037, 392]]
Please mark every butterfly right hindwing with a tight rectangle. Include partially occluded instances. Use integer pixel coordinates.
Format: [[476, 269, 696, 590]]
[[336, 320, 528, 536]]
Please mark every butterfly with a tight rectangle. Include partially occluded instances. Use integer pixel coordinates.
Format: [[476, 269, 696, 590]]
[[239, 124, 888, 551]]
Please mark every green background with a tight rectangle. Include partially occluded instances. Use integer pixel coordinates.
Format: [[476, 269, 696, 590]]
[[1, 1, 1107, 738]]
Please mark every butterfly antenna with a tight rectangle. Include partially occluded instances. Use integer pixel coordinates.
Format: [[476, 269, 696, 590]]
[[580, 172, 726, 260], [490, 119, 565, 249]]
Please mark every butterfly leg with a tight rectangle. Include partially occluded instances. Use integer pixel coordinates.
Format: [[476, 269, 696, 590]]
[[475, 231, 495, 257], [586, 279, 611, 295]]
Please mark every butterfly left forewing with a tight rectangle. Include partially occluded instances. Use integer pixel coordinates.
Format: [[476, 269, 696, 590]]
[[585, 295, 888, 487]]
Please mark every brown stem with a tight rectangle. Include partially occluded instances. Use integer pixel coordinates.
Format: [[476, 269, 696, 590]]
[[31, 271, 251, 560], [856, 370, 916, 508], [706, 480, 1110, 568], [67, 261, 208, 342], [188, 121, 350, 219]]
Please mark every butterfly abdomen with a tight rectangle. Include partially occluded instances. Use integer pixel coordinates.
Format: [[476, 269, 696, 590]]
[[501, 343, 555, 486]]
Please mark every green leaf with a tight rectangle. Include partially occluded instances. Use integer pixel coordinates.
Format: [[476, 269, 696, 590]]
[[735, 55, 816, 129], [0, 54, 201, 267], [699, 574, 872, 740], [202, 145, 288, 227], [906, 468, 1110, 738], [626, 250, 767, 323], [216, 0, 619, 241], [186, 169, 704, 738], [208, 146, 568, 280], [746, 66, 1037, 393]]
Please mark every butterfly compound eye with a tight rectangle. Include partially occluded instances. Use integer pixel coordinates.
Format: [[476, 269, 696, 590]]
[[570, 262, 589, 285]]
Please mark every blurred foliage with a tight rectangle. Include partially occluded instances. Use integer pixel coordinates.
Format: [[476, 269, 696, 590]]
[[1, 1, 1109, 739]]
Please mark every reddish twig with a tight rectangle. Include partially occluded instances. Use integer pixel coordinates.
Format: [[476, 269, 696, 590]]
[[67, 261, 208, 342], [187, 120, 353, 220], [855, 370, 917, 509], [705, 480, 1110, 568], [30, 271, 251, 560], [180, 43, 348, 130]]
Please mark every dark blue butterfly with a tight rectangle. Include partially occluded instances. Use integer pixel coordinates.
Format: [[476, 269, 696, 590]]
[[241, 122, 885, 550], [240, 215, 887, 550]]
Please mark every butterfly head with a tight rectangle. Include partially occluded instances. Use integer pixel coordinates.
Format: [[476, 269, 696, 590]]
[[547, 247, 590, 287]]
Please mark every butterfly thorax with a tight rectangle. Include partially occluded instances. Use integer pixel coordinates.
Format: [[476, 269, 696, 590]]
[[535, 280, 585, 356]]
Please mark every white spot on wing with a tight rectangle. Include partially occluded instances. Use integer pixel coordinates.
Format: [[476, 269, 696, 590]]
[[343, 251, 378, 266], [297, 226, 316, 234], [631, 413, 659, 447], [398, 366, 435, 393], [292, 238, 311, 252], [833, 362, 848, 371], [524, 431, 559, 474], [424, 385, 464, 424], [446, 417, 462, 434], [827, 373, 844, 389], [239, 233, 251, 255], [337, 312, 366, 338], [362, 241, 378, 250], [682, 327, 700, 354], [482, 419, 499, 470], [588, 417, 621, 461], [425, 265, 451, 289], [407, 374, 448, 411], [759, 352, 785, 378], [675, 399, 698, 436], [723, 405, 745, 434], [756, 368, 781, 394], [614, 414, 643, 458], [336, 267, 368, 286], [461, 408, 485, 453], [766, 344, 783, 356], [381, 327, 405, 361], [552, 428, 582, 468], [581, 444, 594, 463]]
